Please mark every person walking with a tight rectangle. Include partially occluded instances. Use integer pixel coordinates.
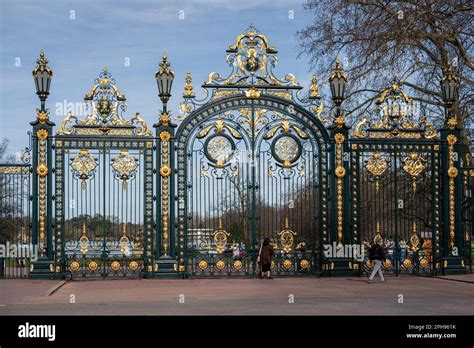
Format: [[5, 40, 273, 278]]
[[258, 238, 274, 279], [368, 236, 386, 283]]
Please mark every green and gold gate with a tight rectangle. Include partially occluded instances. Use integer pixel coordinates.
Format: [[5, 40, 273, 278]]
[[174, 27, 329, 277], [15, 26, 470, 279], [53, 69, 154, 278]]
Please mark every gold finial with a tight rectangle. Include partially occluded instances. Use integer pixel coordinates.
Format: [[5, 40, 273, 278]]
[[309, 74, 320, 99], [183, 72, 195, 98], [412, 221, 417, 234], [103, 66, 108, 73], [285, 217, 289, 229], [218, 218, 223, 229], [82, 223, 87, 236], [329, 57, 347, 82], [32, 49, 53, 76], [158, 52, 173, 76], [122, 224, 127, 236]]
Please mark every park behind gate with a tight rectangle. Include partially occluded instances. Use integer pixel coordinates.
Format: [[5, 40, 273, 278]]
[[0, 26, 472, 279]]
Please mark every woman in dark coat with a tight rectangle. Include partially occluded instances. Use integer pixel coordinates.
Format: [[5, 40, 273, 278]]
[[259, 238, 274, 279]]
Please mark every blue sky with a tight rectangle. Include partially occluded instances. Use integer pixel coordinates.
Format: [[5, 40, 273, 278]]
[[0, 0, 316, 155]]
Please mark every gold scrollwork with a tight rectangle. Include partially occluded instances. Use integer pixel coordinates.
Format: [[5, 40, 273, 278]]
[[401, 152, 426, 192], [36, 128, 48, 253], [111, 149, 138, 190], [446, 134, 457, 251], [278, 217, 296, 253], [409, 221, 420, 252], [79, 223, 90, 254], [365, 151, 389, 193], [264, 119, 308, 140], [334, 133, 345, 245], [131, 112, 152, 136], [160, 129, 171, 256], [213, 219, 229, 254], [71, 148, 98, 190]]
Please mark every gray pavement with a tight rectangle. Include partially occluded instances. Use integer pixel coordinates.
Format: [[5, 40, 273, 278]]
[[0, 275, 472, 315]]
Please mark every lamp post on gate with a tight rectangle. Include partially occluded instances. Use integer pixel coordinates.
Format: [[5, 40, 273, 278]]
[[439, 63, 466, 274], [30, 50, 56, 279], [327, 58, 354, 275], [154, 53, 179, 278]]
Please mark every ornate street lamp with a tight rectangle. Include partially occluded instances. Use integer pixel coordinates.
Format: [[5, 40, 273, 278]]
[[155, 53, 174, 113], [328, 58, 347, 116], [32, 50, 53, 112], [440, 64, 460, 120]]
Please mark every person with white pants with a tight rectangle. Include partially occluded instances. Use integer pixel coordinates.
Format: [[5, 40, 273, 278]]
[[368, 237, 385, 283]]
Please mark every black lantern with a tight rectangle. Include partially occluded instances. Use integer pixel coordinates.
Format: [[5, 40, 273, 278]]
[[440, 65, 459, 108], [328, 58, 347, 110], [32, 50, 53, 111], [155, 53, 174, 112]]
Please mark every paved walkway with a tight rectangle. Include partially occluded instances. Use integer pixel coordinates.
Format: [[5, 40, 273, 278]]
[[0, 276, 472, 315]]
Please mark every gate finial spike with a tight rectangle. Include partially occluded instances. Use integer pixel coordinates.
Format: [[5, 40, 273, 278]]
[[285, 217, 289, 229], [218, 218, 223, 229], [82, 223, 87, 236]]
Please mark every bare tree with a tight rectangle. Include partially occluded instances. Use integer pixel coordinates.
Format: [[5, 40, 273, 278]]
[[297, 0, 473, 162]]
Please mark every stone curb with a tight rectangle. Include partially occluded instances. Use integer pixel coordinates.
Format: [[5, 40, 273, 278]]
[[46, 280, 67, 296]]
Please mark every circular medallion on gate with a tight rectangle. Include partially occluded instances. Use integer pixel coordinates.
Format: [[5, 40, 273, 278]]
[[128, 261, 139, 271], [419, 257, 429, 269], [111, 261, 121, 271], [402, 258, 412, 269], [198, 260, 208, 270], [88, 261, 98, 271], [215, 260, 226, 270], [282, 259, 292, 270], [70, 261, 80, 272], [300, 259, 309, 269], [233, 260, 243, 270], [272, 134, 302, 167], [383, 259, 392, 268], [204, 134, 235, 168]]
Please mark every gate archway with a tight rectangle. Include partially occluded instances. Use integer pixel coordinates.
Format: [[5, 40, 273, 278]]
[[173, 26, 330, 276]]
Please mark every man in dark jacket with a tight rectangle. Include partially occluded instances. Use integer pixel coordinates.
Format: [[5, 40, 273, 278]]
[[258, 238, 275, 279], [368, 236, 385, 283]]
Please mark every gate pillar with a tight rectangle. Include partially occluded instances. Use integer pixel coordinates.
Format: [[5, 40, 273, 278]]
[[153, 53, 178, 278], [326, 60, 356, 275], [29, 51, 55, 279], [439, 66, 468, 274], [440, 121, 467, 274]]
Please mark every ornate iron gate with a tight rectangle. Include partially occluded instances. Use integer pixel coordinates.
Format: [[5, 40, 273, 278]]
[[3, 25, 468, 279], [53, 69, 154, 279], [174, 28, 329, 276]]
